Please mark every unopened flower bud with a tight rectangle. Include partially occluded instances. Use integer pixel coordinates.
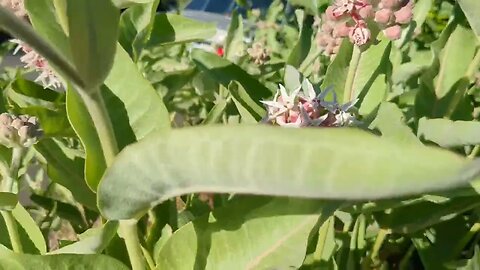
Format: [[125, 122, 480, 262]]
[[394, 2, 413, 24], [380, 0, 398, 9], [358, 5, 373, 19], [334, 23, 351, 37], [0, 113, 12, 126], [17, 125, 29, 143], [375, 9, 393, 24], [325, 6, 337, 21], [349, 23, 371, 46], [0, 126, 16, 146], [11, 118, 23, 130], [384, 25, 402, 40]]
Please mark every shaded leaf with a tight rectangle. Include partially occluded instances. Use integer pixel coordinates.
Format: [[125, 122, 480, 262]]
[[12, 204, 47, 254], [112, 0, 155, 9], [224, 10, 245, 63], [98, 125, 478, 220], [228, 81, 265, 122], [458, 0, 480, 37], [156, 197, 339, 269], [34, 139, 98, 211]]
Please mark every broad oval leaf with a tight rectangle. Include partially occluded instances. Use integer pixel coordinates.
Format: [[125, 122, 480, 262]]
[[0, 248, 129, 270], [98, 125, 478, 220], [155, 197, 339, 269], [66, 0, 120, 91], [418, 118, 480, 148]]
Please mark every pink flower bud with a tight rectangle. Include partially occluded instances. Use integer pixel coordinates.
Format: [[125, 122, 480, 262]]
[[334, 23, 351, 37], [394, 2, 413, 24], [332, 0, 354, 18], [358, 5, 373, 19], [349, 23, 371, 46], [321, 23, 334, 33], [325, 6, 337, 20], [380, 0, 398, 9], [383, 25, 402, 40], [317, 36, 329, 47], [374, 9, 392, 24]]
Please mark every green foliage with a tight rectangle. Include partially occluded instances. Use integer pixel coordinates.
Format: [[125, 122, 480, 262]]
[[1, 0, 480, 269]]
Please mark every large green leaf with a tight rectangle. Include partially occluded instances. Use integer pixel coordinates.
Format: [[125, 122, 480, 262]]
[[0, 248, 129, 270], [68, 46, 171, 190], [192, 50, 272, 101], [433, 25, 477, 99], [34, 139, 98, 210], [66, 0, 120, 91], [155, 197, 338, 269], [228, 81, 266, 122], [287, 11, 313, 68], [321, 38, 391, 105], [458, 0, 480, 38], [418, 118, 480, 147], [98, 125, 479, 220], [148, 13, 216, 47]]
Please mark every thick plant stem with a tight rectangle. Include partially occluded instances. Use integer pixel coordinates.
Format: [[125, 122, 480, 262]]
[[4, 147, 24, 192], [81, 89, 145, 270], [1, 147, 25, 253], [343, 46, 362, 104], [80, 90, 118, 165], [1, 211, 22, 253], [121, 220, 147, 270]]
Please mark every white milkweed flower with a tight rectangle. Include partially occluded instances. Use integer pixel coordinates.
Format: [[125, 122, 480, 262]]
[[261, 79, 358, 128], [10, 40, 65, 90]]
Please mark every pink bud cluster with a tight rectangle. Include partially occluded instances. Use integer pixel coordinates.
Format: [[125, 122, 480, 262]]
[[1, 0, 65, 90], [315, 15, 348, 57], [261, 80, 357, 128], [11, 40, 64, 90], [321, 0, 413, 47]]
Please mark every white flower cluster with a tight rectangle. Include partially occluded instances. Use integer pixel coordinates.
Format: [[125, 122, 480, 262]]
[[0, 113, 42, 148], [261, 80, 358, 128], [1, 0, 65, 90]]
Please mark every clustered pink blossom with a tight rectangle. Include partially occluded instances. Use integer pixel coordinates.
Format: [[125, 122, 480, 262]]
[[1, 0, 64, 90], [318, 0, 413, 48], [11, 40, 64, 89], [261, 80, 357, 128]]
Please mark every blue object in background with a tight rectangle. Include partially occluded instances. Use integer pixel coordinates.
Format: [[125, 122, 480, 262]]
[[186, 0, 274, 14]]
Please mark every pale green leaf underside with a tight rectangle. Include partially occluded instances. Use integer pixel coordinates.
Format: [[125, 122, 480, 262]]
[[98, 126, 478, 220], [0, 192, 17, 211], [418, 118, 480, 147], [156, 198, 339, 270], [458, 0, 480, 38]]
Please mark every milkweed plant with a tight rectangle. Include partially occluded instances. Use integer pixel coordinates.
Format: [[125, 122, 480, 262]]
[[0, 0, 480, 269]]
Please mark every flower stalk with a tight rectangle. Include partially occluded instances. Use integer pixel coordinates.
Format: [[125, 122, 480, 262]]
[[343, 45, 362, 103]]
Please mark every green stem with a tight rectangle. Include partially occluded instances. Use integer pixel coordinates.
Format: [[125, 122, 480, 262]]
[[0, 211, 22, 253], [370, 228, 389, 264], [80, 89, 145, 270], [343, 46, 362, 104], [5, 147, 24, 192], [141, 245, 156, 270], [79, 90, 118, 165], [398, 244, 415, 270], [121, 220, 147, 270], [468, 145, 480, 159], [1, 147, 25, 253], [0, 6, 84, 89]]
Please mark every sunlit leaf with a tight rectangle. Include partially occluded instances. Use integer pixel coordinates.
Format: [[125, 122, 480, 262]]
[[98, 126, 479, 220]]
